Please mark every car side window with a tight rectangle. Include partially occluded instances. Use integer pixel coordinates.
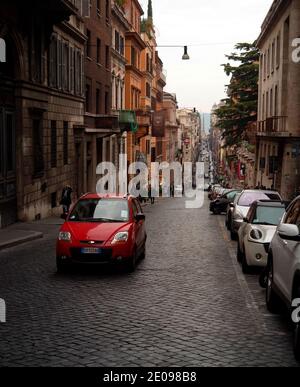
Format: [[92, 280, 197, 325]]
[[285, 200, 300, 225]]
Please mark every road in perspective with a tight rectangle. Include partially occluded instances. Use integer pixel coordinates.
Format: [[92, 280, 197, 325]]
[[0, 161, 298, 366]]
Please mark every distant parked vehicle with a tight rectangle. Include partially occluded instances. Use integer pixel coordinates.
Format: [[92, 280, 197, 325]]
[[210, 189, 241, 215], [237, 200, 286, 273], [265, 195, 300, 360], [208, 184, 221, 200], [228, 190, 282, 240]]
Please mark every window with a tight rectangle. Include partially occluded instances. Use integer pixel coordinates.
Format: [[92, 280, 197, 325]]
[[97, 0, 101, 15], [274, 86, 278, 117], [271, 40, 275, 73], [131, 47, 136, 67], [86, 29, 91, 58], [238, 192, 281, 207], [48, 35, 57, 88], [285, 200, 300, 225], [74, 49, 83, 96], [86, 83, 91, 112], [267, 47, 270, 77], [32, 119, 44, 176], [115, 30, 120, 52], [97, 38, 101, 63], [106, 0, 109, 22], [63, 121, 68, 165], [51, 192, 57, 209], [146, 82, 151, 98], [96, 88, 101, 114], [105, 45, 109, 68], [252, 206, 285, 226], [69, 198, 129, 222], [105, 91, 109, 114], [51, 120, 57, 168], [270, 88, 273, 117], [276, 32, 281, 68], [120, 36, 124, 56], [69, 47, 74, 93], [146, 140, 150, 155], [62, 42, 69, 91]]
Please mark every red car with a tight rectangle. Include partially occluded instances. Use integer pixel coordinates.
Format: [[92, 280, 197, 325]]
[[56, 194, 147, 272]]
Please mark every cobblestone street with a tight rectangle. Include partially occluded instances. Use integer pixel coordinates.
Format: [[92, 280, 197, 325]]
[[0, 197, 299, 367]]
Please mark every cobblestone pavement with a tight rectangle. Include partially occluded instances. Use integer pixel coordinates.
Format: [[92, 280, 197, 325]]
[[0, 197, 299, 367]]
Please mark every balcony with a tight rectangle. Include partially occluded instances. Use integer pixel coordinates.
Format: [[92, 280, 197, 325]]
[[257, 116, 288, 137]]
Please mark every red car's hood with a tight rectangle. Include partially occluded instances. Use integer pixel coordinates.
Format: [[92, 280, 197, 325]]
[[63, 221, 131, 242]]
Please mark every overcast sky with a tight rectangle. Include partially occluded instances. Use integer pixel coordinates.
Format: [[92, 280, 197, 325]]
[[139, 0, 273, 113]]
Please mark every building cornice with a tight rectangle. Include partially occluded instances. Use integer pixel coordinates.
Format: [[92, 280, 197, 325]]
[[126, 31, 147, 50], [256, 0, 291, 47], [112, 3, 131, 31]]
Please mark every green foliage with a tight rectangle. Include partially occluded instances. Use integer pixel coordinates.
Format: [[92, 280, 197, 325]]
[[215, 42, 259, 147]]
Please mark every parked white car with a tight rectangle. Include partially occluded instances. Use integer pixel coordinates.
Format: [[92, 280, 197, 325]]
[[266, 195, 300, 360], [237, 200, 286, 274], [229, 189, 282, 240]]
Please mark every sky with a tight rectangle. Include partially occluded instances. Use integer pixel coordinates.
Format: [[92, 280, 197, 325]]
[[139, 0, 274, 113]]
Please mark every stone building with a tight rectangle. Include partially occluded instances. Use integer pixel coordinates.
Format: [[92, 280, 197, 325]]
[[177, 108, 201, 164], [162, 92, 180, 163], [0, 0, 86, 227], [256, 0, 300, 199]]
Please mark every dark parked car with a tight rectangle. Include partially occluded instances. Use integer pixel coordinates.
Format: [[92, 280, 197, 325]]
[[210, 189, 242, 215]]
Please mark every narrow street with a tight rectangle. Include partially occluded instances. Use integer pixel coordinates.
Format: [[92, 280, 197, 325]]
[[0, 196, 298, 367]]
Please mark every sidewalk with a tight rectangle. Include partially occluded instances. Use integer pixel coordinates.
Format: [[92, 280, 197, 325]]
[[0, 200, 154, 252], [0, 217, 64, 251]]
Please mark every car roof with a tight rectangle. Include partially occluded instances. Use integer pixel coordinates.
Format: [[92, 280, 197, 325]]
[[78, 193, 134, 200], [241, 189, 280, 195], [251, 200, 286, 208]]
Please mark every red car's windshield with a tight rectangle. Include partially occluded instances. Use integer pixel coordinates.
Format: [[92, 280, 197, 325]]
[[68, 199, 129, 223]]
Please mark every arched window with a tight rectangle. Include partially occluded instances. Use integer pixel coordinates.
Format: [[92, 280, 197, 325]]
[[0, 38, 6, 62]]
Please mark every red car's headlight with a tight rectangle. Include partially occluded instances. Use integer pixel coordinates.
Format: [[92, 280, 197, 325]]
[[112, 232, 129, 244], [58, 231, 72, 242]]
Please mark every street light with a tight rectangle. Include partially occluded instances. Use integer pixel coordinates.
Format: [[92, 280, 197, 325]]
[[157, 45, 190, 61], [182, 46, 190, 60]]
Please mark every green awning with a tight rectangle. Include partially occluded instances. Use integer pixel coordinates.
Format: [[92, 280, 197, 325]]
[[119, 110, 138, 133]]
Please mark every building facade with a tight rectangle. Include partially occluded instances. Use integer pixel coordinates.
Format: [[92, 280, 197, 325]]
[[0, 0, 86, 228], [83, 0, 121, 195], [162, 92, 180, 163], [177, 108, 201, 164], [256, 0, 300, 199]]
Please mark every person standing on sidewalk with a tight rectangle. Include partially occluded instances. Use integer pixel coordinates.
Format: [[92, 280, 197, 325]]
[[60, 185, 73, 215]]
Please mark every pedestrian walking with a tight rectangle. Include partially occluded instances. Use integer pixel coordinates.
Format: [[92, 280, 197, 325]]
[[60, 185, 73, 215]]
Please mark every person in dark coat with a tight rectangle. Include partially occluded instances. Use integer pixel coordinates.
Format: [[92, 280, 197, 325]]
[[60, 185, 73, 214]]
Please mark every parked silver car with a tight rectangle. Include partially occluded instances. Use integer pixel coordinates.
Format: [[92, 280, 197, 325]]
[[266, 195, 300, 360]]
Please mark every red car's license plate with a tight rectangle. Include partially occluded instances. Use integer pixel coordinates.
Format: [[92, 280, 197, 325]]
[[81, 248, 101, 254]]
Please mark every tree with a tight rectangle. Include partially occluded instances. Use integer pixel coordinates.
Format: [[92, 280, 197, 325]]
[[215, 42, 259, 147]]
